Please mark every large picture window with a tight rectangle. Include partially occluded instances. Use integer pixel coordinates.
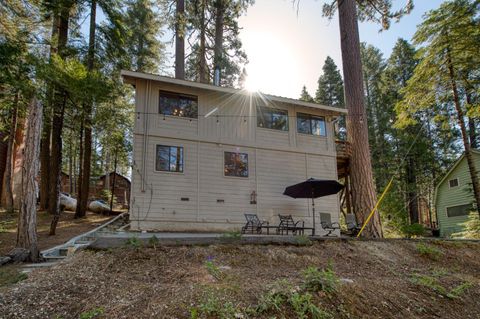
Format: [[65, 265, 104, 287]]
[[224, 152, 248, 177], [156, 145, 184, 172], [297, 113, 326, 136], [159, 91, 198, 118], [446, 204, 472, 218], [257, 106, 288, 131]]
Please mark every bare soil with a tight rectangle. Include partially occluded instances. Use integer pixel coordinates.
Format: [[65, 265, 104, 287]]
[[0, 239, 479, 318], [0, 210, 112, 256]]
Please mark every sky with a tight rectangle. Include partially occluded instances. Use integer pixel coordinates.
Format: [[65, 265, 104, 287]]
[[237, 0, 445, 98]]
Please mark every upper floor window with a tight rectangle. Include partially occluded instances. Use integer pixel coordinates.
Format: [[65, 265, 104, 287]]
[[159, 91, 198, 118], [156, 145, 184, 172], [449, 178, 459, 188], [446, 204, 472, 217], [224, 152, 248, 177], [297, 113, 326, 136], [257, 106, 289, 131]]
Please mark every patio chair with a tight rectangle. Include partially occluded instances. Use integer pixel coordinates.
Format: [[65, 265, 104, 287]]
[[320, 213, 340, 237], [346, 213, 362, 236], [241, 213, 269, 234], [277, 214, 305, 235]]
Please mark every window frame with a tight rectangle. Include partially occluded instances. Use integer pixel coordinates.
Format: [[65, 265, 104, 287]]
[[256, 106, 289, 131], [158, 90, 198, 119], [448, 178, 459, 188], [296, 112, 327, 137], [154, 144, 184, 173], [223, 151, 249, 178], [445, 204, 472, 218]]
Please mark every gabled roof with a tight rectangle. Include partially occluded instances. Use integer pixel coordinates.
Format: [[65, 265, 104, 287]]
[[120, 70, 348, 115], [433, 149, 480, 206]]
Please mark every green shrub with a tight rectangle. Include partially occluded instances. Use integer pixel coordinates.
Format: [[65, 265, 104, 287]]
[[401, 223, 425, 238], [256, 279, 294, 313], [294, 235, 313, 246], [447, 281, 473, 299], [191, 295, 241, 319], [416, 243, 443, 260], [148, 235, 159, 248], [411, 274, 473, 300], [125, 236, 142, 249], [79, 307, 104, 319], [99, 189, 116, 207], [301, 263, 339, 293], [289, 292, 333, 319], [452, 212, 480, 239], [204, 260, 223, 280], [221, 231, 242, 240]]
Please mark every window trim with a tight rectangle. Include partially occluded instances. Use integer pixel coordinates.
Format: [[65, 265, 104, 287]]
[[158, 90, 198, 119], [445, 203, 472, 218], [223, 151, 249, 178], [256, 105, 289, 131], [296, 112, 327, 137], [448, 178, 459, 188], [154, 144, 185, 173]]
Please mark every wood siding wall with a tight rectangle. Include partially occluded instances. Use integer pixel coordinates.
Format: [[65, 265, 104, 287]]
[[130, 79, 341, 233], [435, 152, 480, 237]]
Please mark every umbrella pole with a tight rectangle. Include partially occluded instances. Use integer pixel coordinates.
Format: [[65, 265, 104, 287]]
[[312, 197, 315, 236]]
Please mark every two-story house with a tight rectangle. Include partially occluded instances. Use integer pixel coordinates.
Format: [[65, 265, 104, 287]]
[[121, 70, 347, 235]]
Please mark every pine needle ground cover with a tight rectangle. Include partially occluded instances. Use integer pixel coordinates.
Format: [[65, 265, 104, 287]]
[[0, 240, 479, 318]]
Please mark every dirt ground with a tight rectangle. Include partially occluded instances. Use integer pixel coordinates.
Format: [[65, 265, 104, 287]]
[[0, 210, 112, 256], [0, 239, 479, 319]]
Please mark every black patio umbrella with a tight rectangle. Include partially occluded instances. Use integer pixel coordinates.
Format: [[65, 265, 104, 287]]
[[283, 178, 344, 236]]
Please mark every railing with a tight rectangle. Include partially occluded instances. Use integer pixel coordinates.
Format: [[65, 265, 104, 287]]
[[335, 140, 352, 158]]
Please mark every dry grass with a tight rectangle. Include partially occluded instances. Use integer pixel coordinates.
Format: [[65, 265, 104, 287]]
[[0, 240, 479, 318]]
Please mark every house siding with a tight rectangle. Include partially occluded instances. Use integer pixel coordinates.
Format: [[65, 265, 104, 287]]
[[129, 78, 342, 234], [435, 151, 480, 237]]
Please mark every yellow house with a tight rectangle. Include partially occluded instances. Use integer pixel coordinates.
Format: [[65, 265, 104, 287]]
[[121, 70, 347, 235]]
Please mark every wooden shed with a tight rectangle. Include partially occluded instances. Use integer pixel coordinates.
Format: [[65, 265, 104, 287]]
[[95, 172, 131, 208]]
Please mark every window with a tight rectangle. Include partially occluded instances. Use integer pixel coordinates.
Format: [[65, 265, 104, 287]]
[[257, 106, 289, 131], [156, 145, 184, 172], [224, 152, 248, 177], [159, 91, 198, 118], [297, 113, 326, 136], [449, 178, 459, 188], [446, 204, 472, 217]]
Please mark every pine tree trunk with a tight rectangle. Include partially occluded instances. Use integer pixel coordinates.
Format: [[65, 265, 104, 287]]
[[466, 93, 477, 149], [16, 97, 42, 263], [110, 153, 117, 212], [76, 0, 96, 219], [75, 123, 84, 218], [48, 7, 69, 228], [213, 0, 225, 84], [105, 151, 110, 191], [337, 0, 382, 237], [39, 114, 51, 210], [446, 50, 480, 215], [406, 155, 419, 223], [175, 0, 185, 79], [198, 0, 208, 83], [1, 93, 18, 211]]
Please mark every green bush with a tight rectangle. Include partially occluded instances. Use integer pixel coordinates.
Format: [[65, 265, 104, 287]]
[[289, 292, 333, 319], [452, 212, 480, 239], [294, 235, 313, 246], [79, 307, 104, 319], [411, 274, 473, 300], [416, 243, 443, 260], [99, 189, 116, 207], [125, 236, 142, 249], [191, 295, 241, 319], [204, 260, 223, 280], [401, 223, 425, 238], [301, 263, 339, 293]]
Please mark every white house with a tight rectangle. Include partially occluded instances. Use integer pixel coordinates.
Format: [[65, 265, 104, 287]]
[[121, 70, 347, 235]]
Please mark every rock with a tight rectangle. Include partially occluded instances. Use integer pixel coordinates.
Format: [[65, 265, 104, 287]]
[[340, 278, 354, 284], [7, 248, 30, 262], [0, 256, 12, 266]]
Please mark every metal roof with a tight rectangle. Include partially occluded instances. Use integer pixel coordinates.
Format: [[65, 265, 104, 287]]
[[120, 70, 348, 115]]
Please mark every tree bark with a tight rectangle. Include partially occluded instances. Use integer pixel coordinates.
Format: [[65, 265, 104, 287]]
[[16, 97, 42, 263], [446, 49, 480, 215], [76, 0, 96, 219], [198, 0, 208, 83], [75, 122, 84, 217], [337, 0, 382, 237], [48, 3, 70, 233], [466, 93, 477, 149], [406, 155, 419, 223], [110, 153, 117, 212], [213, 0, 225, 85], [1, 92, 18, 211], [175, 0, 185, 79]]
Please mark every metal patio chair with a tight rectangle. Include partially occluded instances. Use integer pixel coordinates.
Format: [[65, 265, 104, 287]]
[[320, 213, 340, 237]]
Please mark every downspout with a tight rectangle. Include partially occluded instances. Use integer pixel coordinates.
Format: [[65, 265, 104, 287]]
[[141, 80, 151, 192]]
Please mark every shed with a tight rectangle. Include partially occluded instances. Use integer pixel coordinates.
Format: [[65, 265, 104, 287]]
[[434, 149, 480, 237], [95, 172, 131, 208]]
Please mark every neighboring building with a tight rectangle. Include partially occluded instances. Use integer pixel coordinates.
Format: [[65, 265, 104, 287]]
[[434, 149, 480, 237], [122, 70, 347, 234], [94, 172, 131, 208]]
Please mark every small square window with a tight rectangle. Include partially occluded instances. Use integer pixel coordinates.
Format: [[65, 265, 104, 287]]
[[156, 145, 183, 172], [224, 152, 248, 177], [449, 178, 459, 188]]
